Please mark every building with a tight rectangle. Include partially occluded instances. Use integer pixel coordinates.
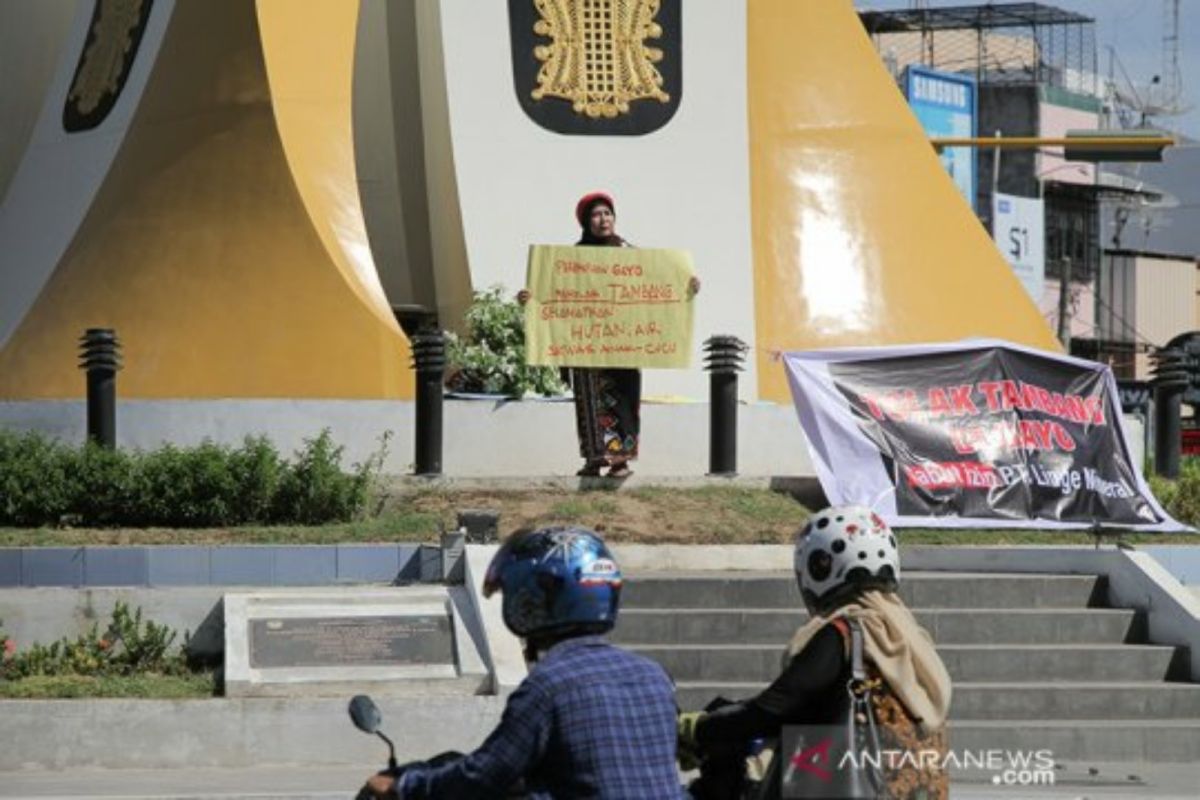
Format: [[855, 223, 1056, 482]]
[[862, 2, 1200, 376]]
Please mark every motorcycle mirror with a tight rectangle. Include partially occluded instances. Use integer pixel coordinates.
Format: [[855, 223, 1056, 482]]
[[348, 694, 382, 735]]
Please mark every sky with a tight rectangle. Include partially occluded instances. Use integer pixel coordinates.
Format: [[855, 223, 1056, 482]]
[[854, 0, 1200, 140]]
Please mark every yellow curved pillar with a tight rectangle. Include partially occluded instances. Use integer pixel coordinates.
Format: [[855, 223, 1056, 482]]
[[748, 0, 1059, 402], [255, 0, 398, 332], [0, 0, 412, 400]]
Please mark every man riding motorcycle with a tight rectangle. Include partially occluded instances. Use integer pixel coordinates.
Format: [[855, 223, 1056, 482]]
[[359, 525, 684, 799]]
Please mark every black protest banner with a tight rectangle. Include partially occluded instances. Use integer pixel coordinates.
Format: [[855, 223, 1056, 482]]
[[784, 342, 1181, 530]]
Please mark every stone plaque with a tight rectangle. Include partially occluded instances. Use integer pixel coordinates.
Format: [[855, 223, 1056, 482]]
[[249, 614, 453, 669], [223, 588, 487, 697]]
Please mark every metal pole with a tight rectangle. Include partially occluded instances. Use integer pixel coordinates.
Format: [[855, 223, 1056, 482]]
[[703, 335, 747, 476], [78, 328, 121, 448], [410, 331, 446, 476], [990, 129, 1002, 231], [1057, 256, 1072, 348], [1152, 348, 1188, 478]]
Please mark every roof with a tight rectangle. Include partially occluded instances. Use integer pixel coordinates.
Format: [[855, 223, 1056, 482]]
[[1104, 248, 1199, 264], [860, 3, 1093, 34]]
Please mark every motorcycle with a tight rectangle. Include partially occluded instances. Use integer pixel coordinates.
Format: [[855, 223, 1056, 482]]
[[348, 694, 525, 799], [349, 694, 400, 800]]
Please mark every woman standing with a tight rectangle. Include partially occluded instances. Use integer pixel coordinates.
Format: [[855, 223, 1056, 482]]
[[521, 191, 698, 478]]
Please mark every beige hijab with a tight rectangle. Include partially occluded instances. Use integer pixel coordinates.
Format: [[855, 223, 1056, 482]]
[[786, 589, 952, 732]]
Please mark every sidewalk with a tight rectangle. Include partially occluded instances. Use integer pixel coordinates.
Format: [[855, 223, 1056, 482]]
[[2, 762, 1198, 799]]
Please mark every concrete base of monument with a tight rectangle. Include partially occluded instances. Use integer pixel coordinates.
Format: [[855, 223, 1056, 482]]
[[222, 586, 488, 697]]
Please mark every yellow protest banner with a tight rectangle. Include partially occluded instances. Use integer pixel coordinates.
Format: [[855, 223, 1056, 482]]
[[524, 245, 695, 368]]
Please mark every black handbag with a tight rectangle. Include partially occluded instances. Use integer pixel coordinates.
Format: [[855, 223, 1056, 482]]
[[840, 618, 890, 799], [767, 618, 890, 800]]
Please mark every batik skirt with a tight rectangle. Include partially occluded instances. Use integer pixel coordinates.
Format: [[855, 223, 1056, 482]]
[[571, 368, 641, 464]]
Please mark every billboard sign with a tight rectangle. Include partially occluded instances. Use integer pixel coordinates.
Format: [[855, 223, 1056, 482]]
[[992, 192, 1045, 302], [905, 66, 977, 210]]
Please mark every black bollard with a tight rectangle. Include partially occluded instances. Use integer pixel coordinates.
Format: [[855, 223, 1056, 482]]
[[1151, 347, 1189, 479], [78, 328, 121, 448], [703, 335, 747, 476], [410, 330, 446, 475]]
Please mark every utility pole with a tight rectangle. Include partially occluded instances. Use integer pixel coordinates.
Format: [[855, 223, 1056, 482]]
[[1057, 256, 1072, 348]]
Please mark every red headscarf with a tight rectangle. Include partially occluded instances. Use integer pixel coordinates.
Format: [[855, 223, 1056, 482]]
[[575, 192, 615, 227], [575, 192, 622, 246]]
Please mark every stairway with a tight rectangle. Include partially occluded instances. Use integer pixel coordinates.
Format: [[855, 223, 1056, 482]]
[[612, 571, 1200, 763]]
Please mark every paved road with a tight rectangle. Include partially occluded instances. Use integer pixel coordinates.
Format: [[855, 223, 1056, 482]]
[[2, 762, 1198, 799]]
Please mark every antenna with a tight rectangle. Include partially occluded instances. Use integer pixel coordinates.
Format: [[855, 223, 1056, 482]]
[[1104, 2, 1188, 126], [1157, 0, 1183, 114]]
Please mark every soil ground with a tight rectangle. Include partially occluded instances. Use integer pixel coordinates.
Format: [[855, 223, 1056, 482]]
[[2, 486, 1197, 546]]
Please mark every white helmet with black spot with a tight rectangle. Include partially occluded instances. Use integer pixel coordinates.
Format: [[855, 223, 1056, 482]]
[[794, 505, 900, 613]]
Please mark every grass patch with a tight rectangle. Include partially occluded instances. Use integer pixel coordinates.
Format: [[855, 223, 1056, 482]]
[[0, 510, 442, 547], [0, 672, 216, 699], [895, 528, 1200, 546], [549, 497, 620, 521], [0, 486, 1196, 547]]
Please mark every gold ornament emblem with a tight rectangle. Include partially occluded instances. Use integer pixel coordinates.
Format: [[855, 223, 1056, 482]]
[[530, 0, 670, 118], [64, 0, 154, 132]]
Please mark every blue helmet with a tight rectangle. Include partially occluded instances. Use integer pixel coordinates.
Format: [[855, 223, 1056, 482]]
[[482, 526, 622, 639]]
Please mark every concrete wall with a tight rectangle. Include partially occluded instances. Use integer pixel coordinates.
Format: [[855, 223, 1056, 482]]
[[0, 587, 227, 660], [1133, 253, 1197, 379], [0, 398, 1150, 481], [0, 396, 815, 477], [1143, 546, 1200, 585], [1037, 97, 1098, 186], [978, 84, 1040, 212], [0, 696, 506, 771]]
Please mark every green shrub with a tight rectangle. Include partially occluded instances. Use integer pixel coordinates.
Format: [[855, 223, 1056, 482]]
[[71, 443, 136, 527], [1147, 457, 1200, 528], [1148, 473, 1178, 514], [227, 436, 285, 523], [445, 286, 566, 397], [129, 442, 243, 527], [272, 430, 379, 525], [0, 429, 385, 528], [1164, 473, 1200, 529], [106, 602, 185, 675], [0, 431, 75, 526], [1, 602, 187, 681]]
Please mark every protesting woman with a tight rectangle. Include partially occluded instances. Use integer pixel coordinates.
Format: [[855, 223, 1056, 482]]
[[521, 191, 699, 478]]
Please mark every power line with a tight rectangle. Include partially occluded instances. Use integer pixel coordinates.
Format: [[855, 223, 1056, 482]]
[[1080, 279, 1161, 349]]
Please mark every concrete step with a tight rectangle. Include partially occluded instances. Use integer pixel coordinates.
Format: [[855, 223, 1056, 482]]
[[622, 572, 1103, 610], [937, 644, 1183, 684], [636, 643, 1183, 684], [671, 681, 1200, 720], [613, 607, 1142, 645], [952, 682, 1200, 721], [952, 720, 1200, 763]]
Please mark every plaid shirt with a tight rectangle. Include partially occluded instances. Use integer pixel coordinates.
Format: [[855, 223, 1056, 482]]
[[399, 635, 683, 799]]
